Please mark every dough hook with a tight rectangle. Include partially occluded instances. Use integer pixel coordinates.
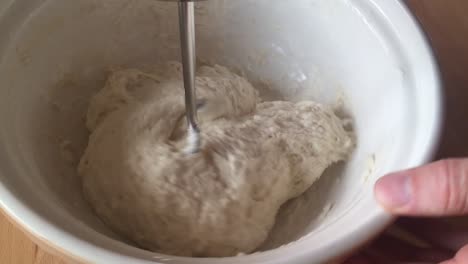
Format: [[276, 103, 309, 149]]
[[161, 0, 201, 153], [178, 1, 200, 154]]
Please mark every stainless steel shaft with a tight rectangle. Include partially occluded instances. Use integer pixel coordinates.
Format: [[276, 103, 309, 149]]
[[178, 1, 200, 153]]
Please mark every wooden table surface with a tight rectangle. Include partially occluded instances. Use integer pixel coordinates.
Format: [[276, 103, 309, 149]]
[[2, 1, 468, 263]]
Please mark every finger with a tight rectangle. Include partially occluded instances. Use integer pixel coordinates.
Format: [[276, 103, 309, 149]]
[[397, 218, 468, 252], [440, 244, 468, 264], [364, 233, 453, 263], [375, 158, 468, 216]]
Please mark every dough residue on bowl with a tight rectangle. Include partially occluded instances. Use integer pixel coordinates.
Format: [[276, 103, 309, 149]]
[[78, 62, 355, 257]]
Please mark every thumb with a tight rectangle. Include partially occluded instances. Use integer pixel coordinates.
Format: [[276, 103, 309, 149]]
[[374, 158, 468, 216]]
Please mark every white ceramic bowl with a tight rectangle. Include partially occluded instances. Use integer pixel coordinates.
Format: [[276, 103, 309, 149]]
[[0, 0, 441, 263]]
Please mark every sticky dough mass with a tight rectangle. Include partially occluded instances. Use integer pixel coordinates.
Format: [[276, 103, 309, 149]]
[[78, 62, 355, 257]]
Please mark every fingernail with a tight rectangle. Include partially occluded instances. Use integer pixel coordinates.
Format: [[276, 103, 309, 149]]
[[375, 173, 412, 209]]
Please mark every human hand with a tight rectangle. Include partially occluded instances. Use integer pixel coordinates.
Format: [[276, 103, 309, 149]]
[[346, 159, 468, 263]]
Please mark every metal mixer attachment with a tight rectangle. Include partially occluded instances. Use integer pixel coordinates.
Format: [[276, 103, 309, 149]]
[[179, 1, 200, 154], [164, 0, 201, 153]]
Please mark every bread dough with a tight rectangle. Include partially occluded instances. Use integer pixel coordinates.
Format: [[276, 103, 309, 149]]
[[78, 62, 355, 257]]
